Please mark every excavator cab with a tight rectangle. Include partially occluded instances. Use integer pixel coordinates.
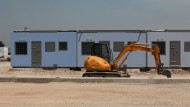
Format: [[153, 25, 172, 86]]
[[91, 43, 111, 63]]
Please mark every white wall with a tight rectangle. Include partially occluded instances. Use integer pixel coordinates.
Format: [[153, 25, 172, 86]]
[[148, 32, 190, 68], [11, 32, 77, 67], [77, 32, 147, 68]]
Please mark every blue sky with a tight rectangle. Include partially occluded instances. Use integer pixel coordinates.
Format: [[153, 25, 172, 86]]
[[1, 0, 190, 47]]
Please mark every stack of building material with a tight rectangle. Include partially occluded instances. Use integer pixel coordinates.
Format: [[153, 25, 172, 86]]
[[0, 47, 8, 59]]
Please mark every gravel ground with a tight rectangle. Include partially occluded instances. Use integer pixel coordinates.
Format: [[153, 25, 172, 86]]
[[0, 82, 190, 107]]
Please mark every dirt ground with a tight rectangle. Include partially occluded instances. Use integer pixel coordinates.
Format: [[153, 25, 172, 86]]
[[0, 82, 190, 107], [0, 61, 190, 106]]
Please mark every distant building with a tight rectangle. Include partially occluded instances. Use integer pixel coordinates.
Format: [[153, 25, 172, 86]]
[[10, 30, 190, 69]]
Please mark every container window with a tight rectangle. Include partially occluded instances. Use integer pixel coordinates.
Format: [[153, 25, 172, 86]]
[[82, 42, 94, 55], [184, 42, 190, 52], [45, 42, 55, 52], [152, 41, 166, 55], [99, 41, 110, 47], [15, 42, 27, 55], [113, 41, 124, 52], [59, 42, 67, 51]]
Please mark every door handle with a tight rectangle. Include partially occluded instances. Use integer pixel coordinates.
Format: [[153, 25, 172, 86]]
[[170, 61, 176, 63]]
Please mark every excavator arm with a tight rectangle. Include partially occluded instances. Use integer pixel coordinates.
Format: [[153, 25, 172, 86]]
[[111, 42, 163, 74]]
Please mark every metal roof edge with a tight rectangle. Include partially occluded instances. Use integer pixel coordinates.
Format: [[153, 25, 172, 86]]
[[14, 30, 77, 33], [165, 30, 190, 32], [77, 30, 147, 33], [149, 29, 190, 32], [13, 29, 190, 33]]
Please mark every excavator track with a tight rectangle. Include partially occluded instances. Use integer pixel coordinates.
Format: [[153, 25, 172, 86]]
[[82, 71, 130, 77]]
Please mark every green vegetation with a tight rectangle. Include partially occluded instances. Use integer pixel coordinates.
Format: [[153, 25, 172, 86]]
[[0, 41, 5, 47]]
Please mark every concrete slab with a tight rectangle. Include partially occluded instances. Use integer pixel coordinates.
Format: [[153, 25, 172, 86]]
[[0, 77, 190, 84]]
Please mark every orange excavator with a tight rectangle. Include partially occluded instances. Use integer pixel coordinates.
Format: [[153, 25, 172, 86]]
[[83, 42, 171, 78]]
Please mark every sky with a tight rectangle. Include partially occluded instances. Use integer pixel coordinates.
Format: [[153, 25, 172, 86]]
[[1, 0, 190, 47]]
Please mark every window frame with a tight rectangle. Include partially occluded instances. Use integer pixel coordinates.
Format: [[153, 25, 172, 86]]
[[45, 42, 55, 52], [99, 41, 110, 47], [59, 41, 68, 51], [15, 42, 28, 55], [113, 41, 124, 52], [184, 41, 190, 52], [152, 41, 166, 55], [81, 42, 95, 55]]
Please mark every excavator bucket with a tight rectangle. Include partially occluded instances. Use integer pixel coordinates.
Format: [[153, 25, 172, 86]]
[[162, 70, 172, 78]]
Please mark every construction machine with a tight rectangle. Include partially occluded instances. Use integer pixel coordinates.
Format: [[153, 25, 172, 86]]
[[82, 42, 171, 78]]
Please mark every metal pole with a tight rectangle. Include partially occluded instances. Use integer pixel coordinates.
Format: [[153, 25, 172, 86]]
[[146, 32, 148, 68]]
